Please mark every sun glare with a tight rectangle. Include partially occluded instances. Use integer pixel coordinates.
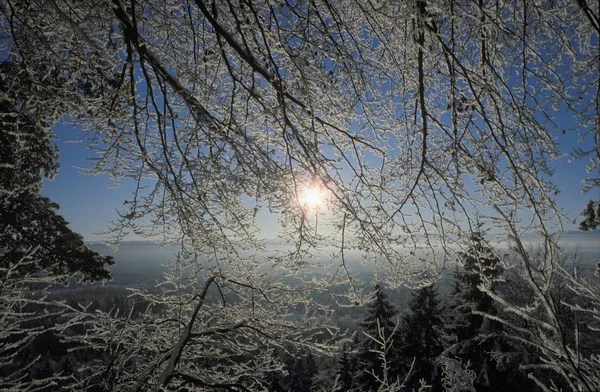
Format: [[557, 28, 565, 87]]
[[299, 185, 325, 211]]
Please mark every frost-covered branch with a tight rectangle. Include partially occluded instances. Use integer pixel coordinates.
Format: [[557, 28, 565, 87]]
[[476, 218, 600, 391]]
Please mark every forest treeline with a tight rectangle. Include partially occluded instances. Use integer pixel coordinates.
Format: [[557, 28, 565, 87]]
[[5, 233, 598, 392]]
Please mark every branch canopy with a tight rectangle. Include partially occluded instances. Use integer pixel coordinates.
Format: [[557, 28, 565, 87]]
[[1, 0, 597, 277]]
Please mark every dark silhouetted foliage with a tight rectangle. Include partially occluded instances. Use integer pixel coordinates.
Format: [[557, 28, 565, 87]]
[[399, 284, 444, 391]]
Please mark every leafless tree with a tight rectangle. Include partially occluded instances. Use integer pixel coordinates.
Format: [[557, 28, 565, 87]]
[[478, 215, 600, 391]]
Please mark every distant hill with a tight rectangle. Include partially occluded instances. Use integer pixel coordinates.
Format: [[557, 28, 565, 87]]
[[88, 231, 599, 286]]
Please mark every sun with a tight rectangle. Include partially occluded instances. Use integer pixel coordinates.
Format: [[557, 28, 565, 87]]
[[299, 184, 326, 211]]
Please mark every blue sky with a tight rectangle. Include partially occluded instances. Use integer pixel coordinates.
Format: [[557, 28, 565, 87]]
[[42, 125, 126, 241], [42, 122, 599, 243]]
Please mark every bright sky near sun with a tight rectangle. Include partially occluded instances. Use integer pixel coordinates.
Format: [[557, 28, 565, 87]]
[[42, 121, 599, 243]]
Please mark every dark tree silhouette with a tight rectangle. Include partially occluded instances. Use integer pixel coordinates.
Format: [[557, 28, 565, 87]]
[[0, 57, 114, 391], [334, 351, 355, 392], [287, 352, 317, 392], [453, 232, 502, 340], [446, 233, 531, 392], [0, 61, 113, 282], [355, 285, 401, 391], [399, 284, 444, 391], [264, 358, 286, 392], [579, 200, 600, 231], [0, 194, 113, 281]]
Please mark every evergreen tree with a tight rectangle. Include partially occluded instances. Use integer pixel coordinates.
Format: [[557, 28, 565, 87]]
[[0, 60, 113, 390], [265, 364, 286, 392], [0, 193, 114, 281], [302, 353, 317, 392], [455, 232, 502, 336], [334, 351, 355, 392], [361, 285, 397, 332], [355, 285, 401, 391], [579, 199, 600, 231], [579, 200, 600, 278], [0, 66, 113, 282], [287, 351, 317, 392], [446, 233, 532, 392], [398, 284, 445, 391]]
